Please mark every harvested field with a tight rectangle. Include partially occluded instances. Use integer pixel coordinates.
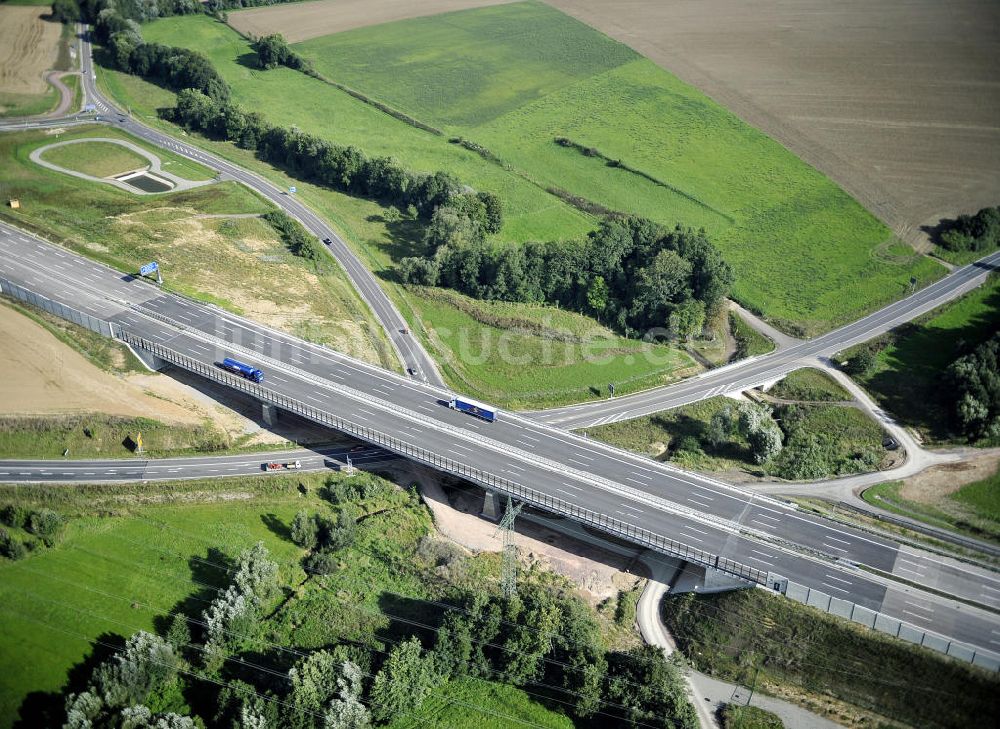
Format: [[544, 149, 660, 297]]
[[227, 0, 520, 42], [0, 6, 61, 95], [548, 0, 1000, 251]]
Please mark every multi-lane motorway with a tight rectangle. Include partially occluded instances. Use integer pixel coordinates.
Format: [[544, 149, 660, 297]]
[[1, 223, 998, 660], [2, 25, 999, 661]]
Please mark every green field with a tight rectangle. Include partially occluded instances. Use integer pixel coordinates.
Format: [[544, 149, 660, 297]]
[[41, 140, 149, 178], [385, 677, 573, 729], [138, 15, 592, 245], [0, 86, 59, 118], [1, 126, 393, 367], [662, 589, 1000, 729], [586, 396, 885, 480], [846, 274, 1000, 442], [862, 468, 1000, 545], [720, 705, 783, 729], [404, 286, 699, 408], [287, 1, 944, 334], [769, 368, 850, 402]]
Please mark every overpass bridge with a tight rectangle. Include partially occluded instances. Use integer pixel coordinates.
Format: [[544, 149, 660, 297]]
[[1, 221, 999, 669]]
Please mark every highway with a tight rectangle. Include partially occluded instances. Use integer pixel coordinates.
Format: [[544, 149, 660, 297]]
[[1, 25, 999, 661], [2, 222, 998, 660], [0, 445, 397, 483]]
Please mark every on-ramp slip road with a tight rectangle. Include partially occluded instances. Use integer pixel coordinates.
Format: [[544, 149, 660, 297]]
[[1, 222, 998, 661]]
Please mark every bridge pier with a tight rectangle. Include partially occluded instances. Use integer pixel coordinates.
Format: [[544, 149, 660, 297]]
[[480, 490, 502, 521], [262, 403, 278, 427], [127, 346, 167, 372]]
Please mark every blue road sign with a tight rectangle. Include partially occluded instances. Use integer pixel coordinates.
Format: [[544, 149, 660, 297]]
[[139, 261, 159, 277], [289, 186, 297, 194]]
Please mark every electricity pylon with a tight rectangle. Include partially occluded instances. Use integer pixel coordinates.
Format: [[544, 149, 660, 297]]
[[495, 495, 524, 598]]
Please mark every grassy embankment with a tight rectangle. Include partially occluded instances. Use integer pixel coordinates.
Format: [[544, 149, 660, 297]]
[[662, 589, 1000, 729], [586, 386, 885, 481], [719, 705, 783, 729], [405, 287, 699, 408], [0, 126, 394, 367], [862, 468, 1000, 545], [728, 311, 774, 360], [94, 28, 699, 407], [40, 140, 150, 177], [842, 274, 1000, 444], [0, 474, 571, 728], [768, 368, 850, 402], [290, 0, 944, 335]]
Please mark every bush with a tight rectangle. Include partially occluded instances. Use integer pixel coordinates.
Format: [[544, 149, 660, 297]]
[[26, 508, 63, 545], [0, 504, 29, 529], [0, 528, 27, 560]]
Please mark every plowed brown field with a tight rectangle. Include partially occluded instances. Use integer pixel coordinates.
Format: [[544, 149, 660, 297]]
[[548, 0, 1000, 250], [227, 0, 520, 43], [0, 6, 61, 95]]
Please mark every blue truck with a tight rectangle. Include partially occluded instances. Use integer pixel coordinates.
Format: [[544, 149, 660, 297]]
[[220, 357, 264, 383], [449, 396, 497, 422]]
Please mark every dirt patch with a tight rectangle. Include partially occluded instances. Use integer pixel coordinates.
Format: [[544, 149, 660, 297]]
[[548, 0, 1000, 251], [412, 467, 643, 604], [112, 209, 382, 365], [0, 300, 199, 424], [0, 300, 339, 446], [900, 450, 1000, 504], [227, 0, 521, 43], [0, 7, 62, 96]]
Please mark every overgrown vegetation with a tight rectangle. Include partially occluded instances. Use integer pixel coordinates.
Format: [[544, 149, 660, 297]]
[[862, 469, 1000, 545], [662, 589, 1000, 729], [587, 396, 885, 480], [401, 215, 734, 339], [0, 415, 236, 459], [250, 32, 311, 73]]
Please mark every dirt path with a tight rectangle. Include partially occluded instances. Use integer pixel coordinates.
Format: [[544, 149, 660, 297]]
[[42, 70, 78, 118]]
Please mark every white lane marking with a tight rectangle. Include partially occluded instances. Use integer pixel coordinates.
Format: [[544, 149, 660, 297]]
[[821, 582, 850, 594], [452, 444, 473, 453], [903, 601, 934, 613], [824, 535, 852, 545], [824, 574, 853, 585], [619, 503, 643, 514], [902, 610, 933, 621], [625, 477, 647, 486], [680, 525, 708, 536], [305, 394, 325, 404], [568, 458, 592, 468], [822, 543, 848, 552], [560, 483, 583, 492], [557, 488, 578, 498]]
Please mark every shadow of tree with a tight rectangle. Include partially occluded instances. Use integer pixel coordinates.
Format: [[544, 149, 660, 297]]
[[261, 513, 291, 542], [13, 632, 124, 729]]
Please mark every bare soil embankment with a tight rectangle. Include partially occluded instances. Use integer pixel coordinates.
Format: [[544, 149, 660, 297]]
[[548, 0, 1000, 251]]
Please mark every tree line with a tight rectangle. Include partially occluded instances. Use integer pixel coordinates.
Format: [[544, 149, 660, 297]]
[[937, 205, 1000, 254], [168, 87, 501, 226], [401, 215, 734, 339]]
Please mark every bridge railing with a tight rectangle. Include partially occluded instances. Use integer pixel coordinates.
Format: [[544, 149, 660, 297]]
[[118, 332, 767, 586]]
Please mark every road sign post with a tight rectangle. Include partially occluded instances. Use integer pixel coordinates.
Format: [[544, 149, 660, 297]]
[[139, 261, 161, 284]]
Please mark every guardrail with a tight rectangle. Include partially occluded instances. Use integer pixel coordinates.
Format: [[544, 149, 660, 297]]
[[119, 331, 768, 586], [0, 276, 113, 337]]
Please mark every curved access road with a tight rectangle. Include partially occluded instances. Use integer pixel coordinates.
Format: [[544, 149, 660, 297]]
[[0, 24, 443, 388], [535, 252, 1000, 428]]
